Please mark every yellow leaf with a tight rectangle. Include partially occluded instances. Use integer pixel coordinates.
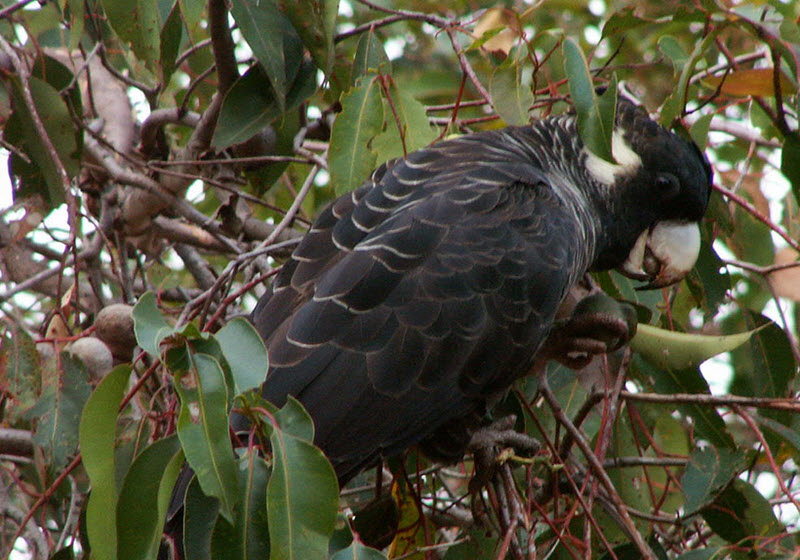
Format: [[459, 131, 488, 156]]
[[387, 480, 432, 559], [702, 68, 795, 98], [474, 7, 521, 56]]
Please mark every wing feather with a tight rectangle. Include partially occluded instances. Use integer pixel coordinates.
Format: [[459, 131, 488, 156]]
[[251, 130, 587, 481]]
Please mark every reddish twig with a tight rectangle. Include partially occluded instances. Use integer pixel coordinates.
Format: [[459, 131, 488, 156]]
[[733, 406, 800, 517]]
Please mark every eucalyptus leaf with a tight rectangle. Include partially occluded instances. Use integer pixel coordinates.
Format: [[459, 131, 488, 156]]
[[352, 29, 391, 84], [562, 38, 617, 162], [631, 323, 763, 371], [275, 0, 338, 74], [26, 353, 91, 472], [101, 0, 161, 70], [682, 445, 748, 515], [117, 435, 183, 560], [781, 132, 800, 205], [230, 0, 303, 111], [132, 292, 174, 357], [329, 77, 384, 195], [215, 317, 269, 396], [266, 401, 338, 560], [80, 365, 131, 560], [175, 353, 238, 521], [490, 52, 533, 126]]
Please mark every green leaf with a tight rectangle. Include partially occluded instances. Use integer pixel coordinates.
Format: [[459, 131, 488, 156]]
[[631, 323, 762, 371], [329, 77, 384, 195], [527, 366, 599, 448], [235, 449, 271, 560], [443, 528, 500, 559], [563, 39, 617, 162], [331, 541, 389, 560], [601, 6, 653, 38], [591, 270, 664, 327], [633, 357, 735, 450], [183, 474, 220, 560], [684, 228, 731, 320], [658, 31, 717, 125], [67, 0, 85, 49], [132, 291, 174, 357], [160, 452, 187, 538], [275, 0, 338, 74], [265, 402, 339, 560], [80, 365, 132, 560], [648, 414, 691, 514], [101, 0, 161, 70], [689, 112, 713, 149], [352, 29, 391, 85], [274, 396, 315, 441], [599, 537, 668, 560], [732, 314, 795, 453], [178, 0, 205, 39], [728, 188, 775, 268], [371, 80, 437, 164], [674, 548, 723, 560], [160, 0, 184, 83], [244, 110, 302, 195], [210, 515, 241, 560], [781, 132, 800, 206], [1, 325, 41, 413], [215, 317, 269, 396], [701, 479, 785, 547], [682, 445, 748, 515], [117, 435, 183, 560], [26, 353, 92, 472], [7, 75, 80, 208], [658, 35, 689, 72], [31, 54, 83, 116], [230, 0, 302, 111], [213, 60, 317, 150], [490, 50, 533, 126], [603, 414, 653, 537], [175, 352, 239, 521], [750, 413, 800, 456], [174, 326, 233, 398]]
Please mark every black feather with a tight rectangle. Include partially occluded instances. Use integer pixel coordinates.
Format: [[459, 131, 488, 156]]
[[249, 99, 712, 485]]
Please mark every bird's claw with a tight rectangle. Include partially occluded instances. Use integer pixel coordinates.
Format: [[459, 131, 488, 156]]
[[542, 293, 638, 369], [467, 416, 540, 494]]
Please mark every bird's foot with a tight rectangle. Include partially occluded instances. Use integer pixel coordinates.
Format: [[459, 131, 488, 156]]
[[542, 293, 638, 369], [468, 416, 538, 552], [467, 415, 540, 496]]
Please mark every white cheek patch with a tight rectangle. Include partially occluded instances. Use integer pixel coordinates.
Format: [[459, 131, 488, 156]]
[[648, 221, 701, 273], [584, 128, 642, 187]]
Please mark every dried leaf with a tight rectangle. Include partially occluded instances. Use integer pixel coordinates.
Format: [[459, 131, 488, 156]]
[[702, 68, 795, 98], [769, 247, 800, 301], [474, 8, 520, 56]]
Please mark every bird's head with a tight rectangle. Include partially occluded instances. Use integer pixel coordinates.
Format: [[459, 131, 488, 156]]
[[584, 99, 713, 289]]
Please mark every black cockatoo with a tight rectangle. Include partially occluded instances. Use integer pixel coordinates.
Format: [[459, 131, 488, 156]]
[[248, 98, 712, 484]]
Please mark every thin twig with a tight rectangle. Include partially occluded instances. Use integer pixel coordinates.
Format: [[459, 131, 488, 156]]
[[176, 37, 213, 67], [714, 182, 800, 253], [257, 165, 321, 250], [539, 379, 656, 560], [733, 406, 800, 516], [334, 14, 409, 43], [621, 391, 800, 411], [0, 0, 39, 19]]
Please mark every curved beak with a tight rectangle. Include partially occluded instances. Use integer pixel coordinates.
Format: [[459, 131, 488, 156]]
[[619, 221, 701, 289]]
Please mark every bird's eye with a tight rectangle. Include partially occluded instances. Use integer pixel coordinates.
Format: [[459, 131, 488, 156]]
[[655, 173, 680, 199]]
